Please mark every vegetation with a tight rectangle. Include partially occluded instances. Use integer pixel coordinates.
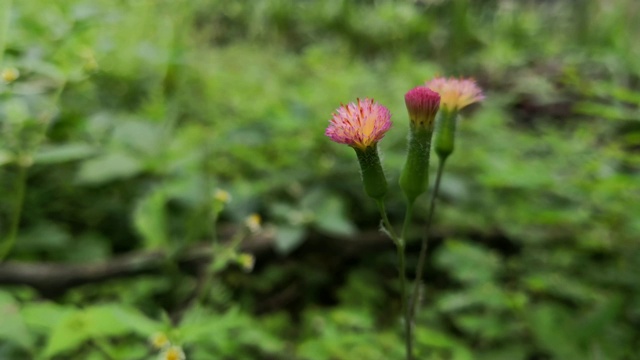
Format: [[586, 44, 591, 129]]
[[1, 0, 639, 359]]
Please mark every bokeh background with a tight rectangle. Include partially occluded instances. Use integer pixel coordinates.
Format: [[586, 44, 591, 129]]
[[1, 0, 639, 359]]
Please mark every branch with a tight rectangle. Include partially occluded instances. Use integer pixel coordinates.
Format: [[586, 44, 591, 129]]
[[0, 227, 390, 296]]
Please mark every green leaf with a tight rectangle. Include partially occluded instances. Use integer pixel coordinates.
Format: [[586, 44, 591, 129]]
[[42, 310, 90, 358], [42, 304, 160, 358], [62, 233, 111, 262], [414, 327, 473, 360], [83, 306, 131, 337], [0, 291, 34, 350], [22, 301, 73, 334], [107, 305, 161, 336], [528, 303, 584, 359], [133, 187, 168, 249], [313, 196, 356, 237], [3, 98, 30, 125], [274, 225, 305, 255], [34, 143, 97, 164], [0, 149, 14, 166], [454, 312, 511, 341], [112, 120, 165, 156], [76, 151, 143, 184], [83, 304, 160, 337], [435, 239, 501, 284]]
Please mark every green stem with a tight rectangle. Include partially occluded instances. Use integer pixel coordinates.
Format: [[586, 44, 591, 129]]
[[399, 126, 433, 205], [401, 203, 414, 245], [0, 164, 28, 261], [400, 202, 415, 358], [376, 200, 411, 360], [197, 227, 247, 305], [376, 200, 399, 244], [203, 138, 217, 244], [409, 156, 447, 321], [355, 145, 388, 201], [397, 239, 411, 360]]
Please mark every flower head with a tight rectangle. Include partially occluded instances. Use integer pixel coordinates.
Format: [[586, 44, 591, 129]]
[[1, 67, 19, 83], [149, 332, 170, 350], [425, 77, 484, 112], [214, 189, 231, 203], [404, 87, 441, 128], [325, 98, 392, 150], [244, 213, 261, 233], [160, 345, 186, 360], [237, 253, 256, 272]]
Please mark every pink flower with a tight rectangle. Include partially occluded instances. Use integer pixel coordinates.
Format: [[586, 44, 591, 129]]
[[425, 77, 484, 112], [404, 87, 441, 127], [326, 98, 392, 150]]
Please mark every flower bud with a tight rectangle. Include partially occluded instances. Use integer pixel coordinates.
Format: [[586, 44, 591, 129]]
[[1, 67, 19, 83], [399, 87, 440, 204]]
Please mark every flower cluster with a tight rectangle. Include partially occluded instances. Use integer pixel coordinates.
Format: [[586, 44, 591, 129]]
[[160, 346, 186, 360], [149, 333, 186, 360], [324, 76, 483, 360]]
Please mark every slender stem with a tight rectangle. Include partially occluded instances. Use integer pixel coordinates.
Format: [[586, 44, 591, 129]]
[[203, 138, 217, 244], [400, 202, 414, 358], [197, 226, 247, 305], [376, 200, 399, 244], [401, 203, 414, 245], [0, 164, 28, 261], [397, 240, 411, 360], [376, 200, 411, 360], [409, 156, 447, 321]]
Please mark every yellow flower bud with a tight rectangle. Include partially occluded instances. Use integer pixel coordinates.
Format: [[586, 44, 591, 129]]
[[1, 67, 20, 83], [161, 345, 186, 360], [214, 189, 231, 203], [149, 332, 170, 350], [237, 253, 255, 272], [245, 213, 261, 233]]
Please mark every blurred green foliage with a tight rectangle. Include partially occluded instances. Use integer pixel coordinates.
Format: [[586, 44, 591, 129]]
[[1, 0, 639, 359]]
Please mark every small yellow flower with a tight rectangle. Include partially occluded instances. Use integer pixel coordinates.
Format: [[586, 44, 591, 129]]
[[214, 189, 231, 203], [237, 253, 255, 272], [1, 67, 20, 83], [244, 213, 261, 233], [149, 332, 170, 350], [160, 345, 186, 360]]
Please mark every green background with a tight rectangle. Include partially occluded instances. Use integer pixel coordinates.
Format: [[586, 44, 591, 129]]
[[1, 0, 639, 359]]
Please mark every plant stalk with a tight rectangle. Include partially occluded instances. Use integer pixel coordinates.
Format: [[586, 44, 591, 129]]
[[376, 200, 412, 360], [401, 203, 413, 244], [409, 156, 447, 321], [400, 202, 414, 359]]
